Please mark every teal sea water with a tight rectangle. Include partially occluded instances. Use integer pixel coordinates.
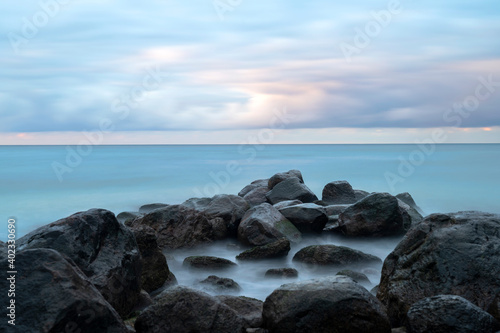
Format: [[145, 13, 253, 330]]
[[1, 144, 499, 241]]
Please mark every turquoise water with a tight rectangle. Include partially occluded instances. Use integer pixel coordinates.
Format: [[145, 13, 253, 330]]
[[1, 144, 499, 240]]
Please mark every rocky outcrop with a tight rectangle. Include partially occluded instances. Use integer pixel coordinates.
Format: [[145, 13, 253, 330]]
[[134, 286, 246, 333], [262, 276, 391, 333], [0, 249, 128, 332], [17, 209, 141, 317], [292, 244, 381, 267], [268, 169, 304, 189], [322, 180, 357, 204], [198, 275, 241, 293], [377, 211, 500, 326], [238, 203, 302, 246], [236, 238, 290, 260], [265, 268, 298, 278], [183, 256, 237, 271], [266, 177, 318, 204], [278, 203, 328, 233], [406, 295, 500, 333], [217, 295, 264, 328]]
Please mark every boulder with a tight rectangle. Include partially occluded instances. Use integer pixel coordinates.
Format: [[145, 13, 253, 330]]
[[183, 256, 237, 271], [278, 203, 328, 233], [134, 286, 245, 333], [139, 203, 169, 214], [236, 238, 290, 260], [117, 211, 143, 225], [323, 218, 341, 232], [354, 189, 370, 201], [273, 200, 303, 210], [338, 193, 411, 236], [395, 192, 422, 213], [265, 268, 299, 279], [217, 295, 264, 328], [266, 177, 318, 204], [322, 180, 357, 204], [325, 204, 351, 216], [131, 225, 176, 293], [238, 203, 302, 246], [239, 179, 269, 197], [397, 199, 423, 226], [262, 276, 391, 333], [336, 269, 370, 284], [406, 295, 500, 333], [292, 245, 381, 267], [198, 275, 242, 293], [0, 249, 128, 332], [268, 170, 304, 189], [243, 186, 270, 207], [17, 209, 141, 317], [377, 211, 500, 326]]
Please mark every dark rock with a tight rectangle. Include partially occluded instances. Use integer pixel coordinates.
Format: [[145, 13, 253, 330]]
[[292, 244, 382, 267], [239, 179, 269, 197], [273, 200, 303, 210], [217, 295, 264, 328], [406, 295, 500, 333], [131, 225, 176, 293], [117, 211, 143, 225], [322, 180, 357, 204], [134, 286, 245, 333], [278, 203, 328, 233], [338, 193, 410, 236], [354, 189, 370, 201], [139, 203, 169, 214], [392, 328, 407, 333], [236, 238, 290, 260], [199, 275, 242, 293], [238, 203, 302, 246], [0, 249, 128, 332], [377, 211, 500, 326], [262, 276, 391, 333], [183, 256, 237, 271], [395, 192, 422, 213], [323, 217, 340, 232], [266, 177, 318, 204], [18, 209, 141, 317], [371, 285, 379, 295], [268, 169, 304, 189], [265, 268, 299, 278], [336, 269, 371, 284], [397, 199, 423, 226], [244, 186, 270, 207], [131, 290, 154, 313], [325, 204, 351, 216]]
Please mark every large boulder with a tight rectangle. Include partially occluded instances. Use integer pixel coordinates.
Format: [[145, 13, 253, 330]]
[[395, 192, 422, 213], [278, 203, 328, 233], [322, 180, 357, 204], [236, 238, 290, 260], [238, 203, 302, 246], [354, 189, 370, 201], [338, 193, 411, 236], [134, 286, 246, 333], [292, 245, 381, 267], [336, 269, 371, 284], [131, 225, 176, 293], [377, 211, 500, 326], [266, 177, 318, 204], [325, 204, 351, 216], [406, 295, 500, 333], [243, 186, 270, 207], [397, 199, 423, 226], [268, 169, 304, 189], [262, 276, 391, 333], [117, 211, 143, 225], [217, 295, 264, 328], [273, 199, 303, 210], [0, 249, 128, 332], [18, 209, 141, 317], [183, 256, 237, 271], [238, 179, 269, 197]]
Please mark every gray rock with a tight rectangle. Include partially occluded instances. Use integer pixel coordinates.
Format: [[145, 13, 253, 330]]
[[336, 269, 371, 284], [268, 170, 304, 189], [265, 268, 299, 279], [238, 203, 302, 246], [377, 211, 500, 326], [139, 203, 169, 214], [17, 209, 141, 317], [323, 217, 340, 232], [183, 256, 237, 271], [236, 238, 290, 260], [278, 203, 328, 233], [266, 177, 318, 204], [273, 200, 303, 210], [354, 189, 370, 201], [199, 275, 242, 293], [395, 192, 422, 213], [406, 295, 500, 333], [262, 276, 391, 333], [134, 286, 245, 333], [322, 180, 357, 204], [117, 211, 143, 225], [325, 204, 351, 216], [292, 244, 382, 267], [217, 295, 264, 328], [239, 179, 269, 197], [397, 199, 423, 226], [0, 249, 128, 333], [243, 186, 270, 207], [339, 193, 411, 236]]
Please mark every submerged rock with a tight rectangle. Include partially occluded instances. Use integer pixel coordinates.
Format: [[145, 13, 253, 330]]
[[183, 256, 237, 271], [322, 180, 357, 204], [265, 268, 299, 279], [198, 275, 242, 293], [236, 238, 290, 260], [266, 177, 318, 204], [292, 244, 382, 267]]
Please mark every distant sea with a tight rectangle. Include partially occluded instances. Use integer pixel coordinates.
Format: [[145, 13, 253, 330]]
[[1, 144, 499, 241]]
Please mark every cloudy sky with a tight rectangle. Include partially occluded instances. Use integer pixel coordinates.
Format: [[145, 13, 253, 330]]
[[1, 0, 499, 144]]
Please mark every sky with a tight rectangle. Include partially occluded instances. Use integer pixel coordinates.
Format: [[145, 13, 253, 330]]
[[1, 0, 500, 144]]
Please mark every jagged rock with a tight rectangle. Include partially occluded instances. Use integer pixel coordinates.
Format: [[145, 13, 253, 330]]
[[236, 238, 290, 260], [322, 180, 357, 204], [278, 203, 328, 233], [266, 177, 318, 204]]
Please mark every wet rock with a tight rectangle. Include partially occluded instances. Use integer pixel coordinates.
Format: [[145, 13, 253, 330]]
[[239, 179, 269, 197], [325, 204, 351, 216], [273, 200, 303, 210], [336, 269, 371, 284], [265, 268, 299, 279], [243, 186, 270, 207], [262, 276, 391, 333], [139, 203, 169, 214], [183, 256, 237, 271], [354, 189, 370, 201], [266, 177, 318, 204], [397, 199, 423, 226], [268, 170, 304, 190], [236, 238, 290, 260], [217, 295, 264, 328], [395, 192, 422, 213], [292, 244, 382, 267], [199, 275, 242, 293], [322, 180, 357, 204], [117, 211, 143, 225], [278, 203, 328, 233]]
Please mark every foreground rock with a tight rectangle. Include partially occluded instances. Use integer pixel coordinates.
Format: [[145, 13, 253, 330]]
[[217, 295, 264, 328], [131, 225, 176, 293], [0, 249, 128, 332], [238, 203, 302, 246], [278, 203, 328, 233], [293, 244, 382, 267], [135, 286, 245, 333], [339, 193, 411, 236], [377, 211, 500, 326], [322, 180, 357, 204], [236, 238, 290, 260], [263, 276, 391, 333], [406, 295, 500, 333], [183, 256, 237, 271], [266, 177, 318, 204], [268, 169, 304, 189], [198, 275, 241, 293], [265, 268, 298, 278], [18, 209, 141, 317]]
